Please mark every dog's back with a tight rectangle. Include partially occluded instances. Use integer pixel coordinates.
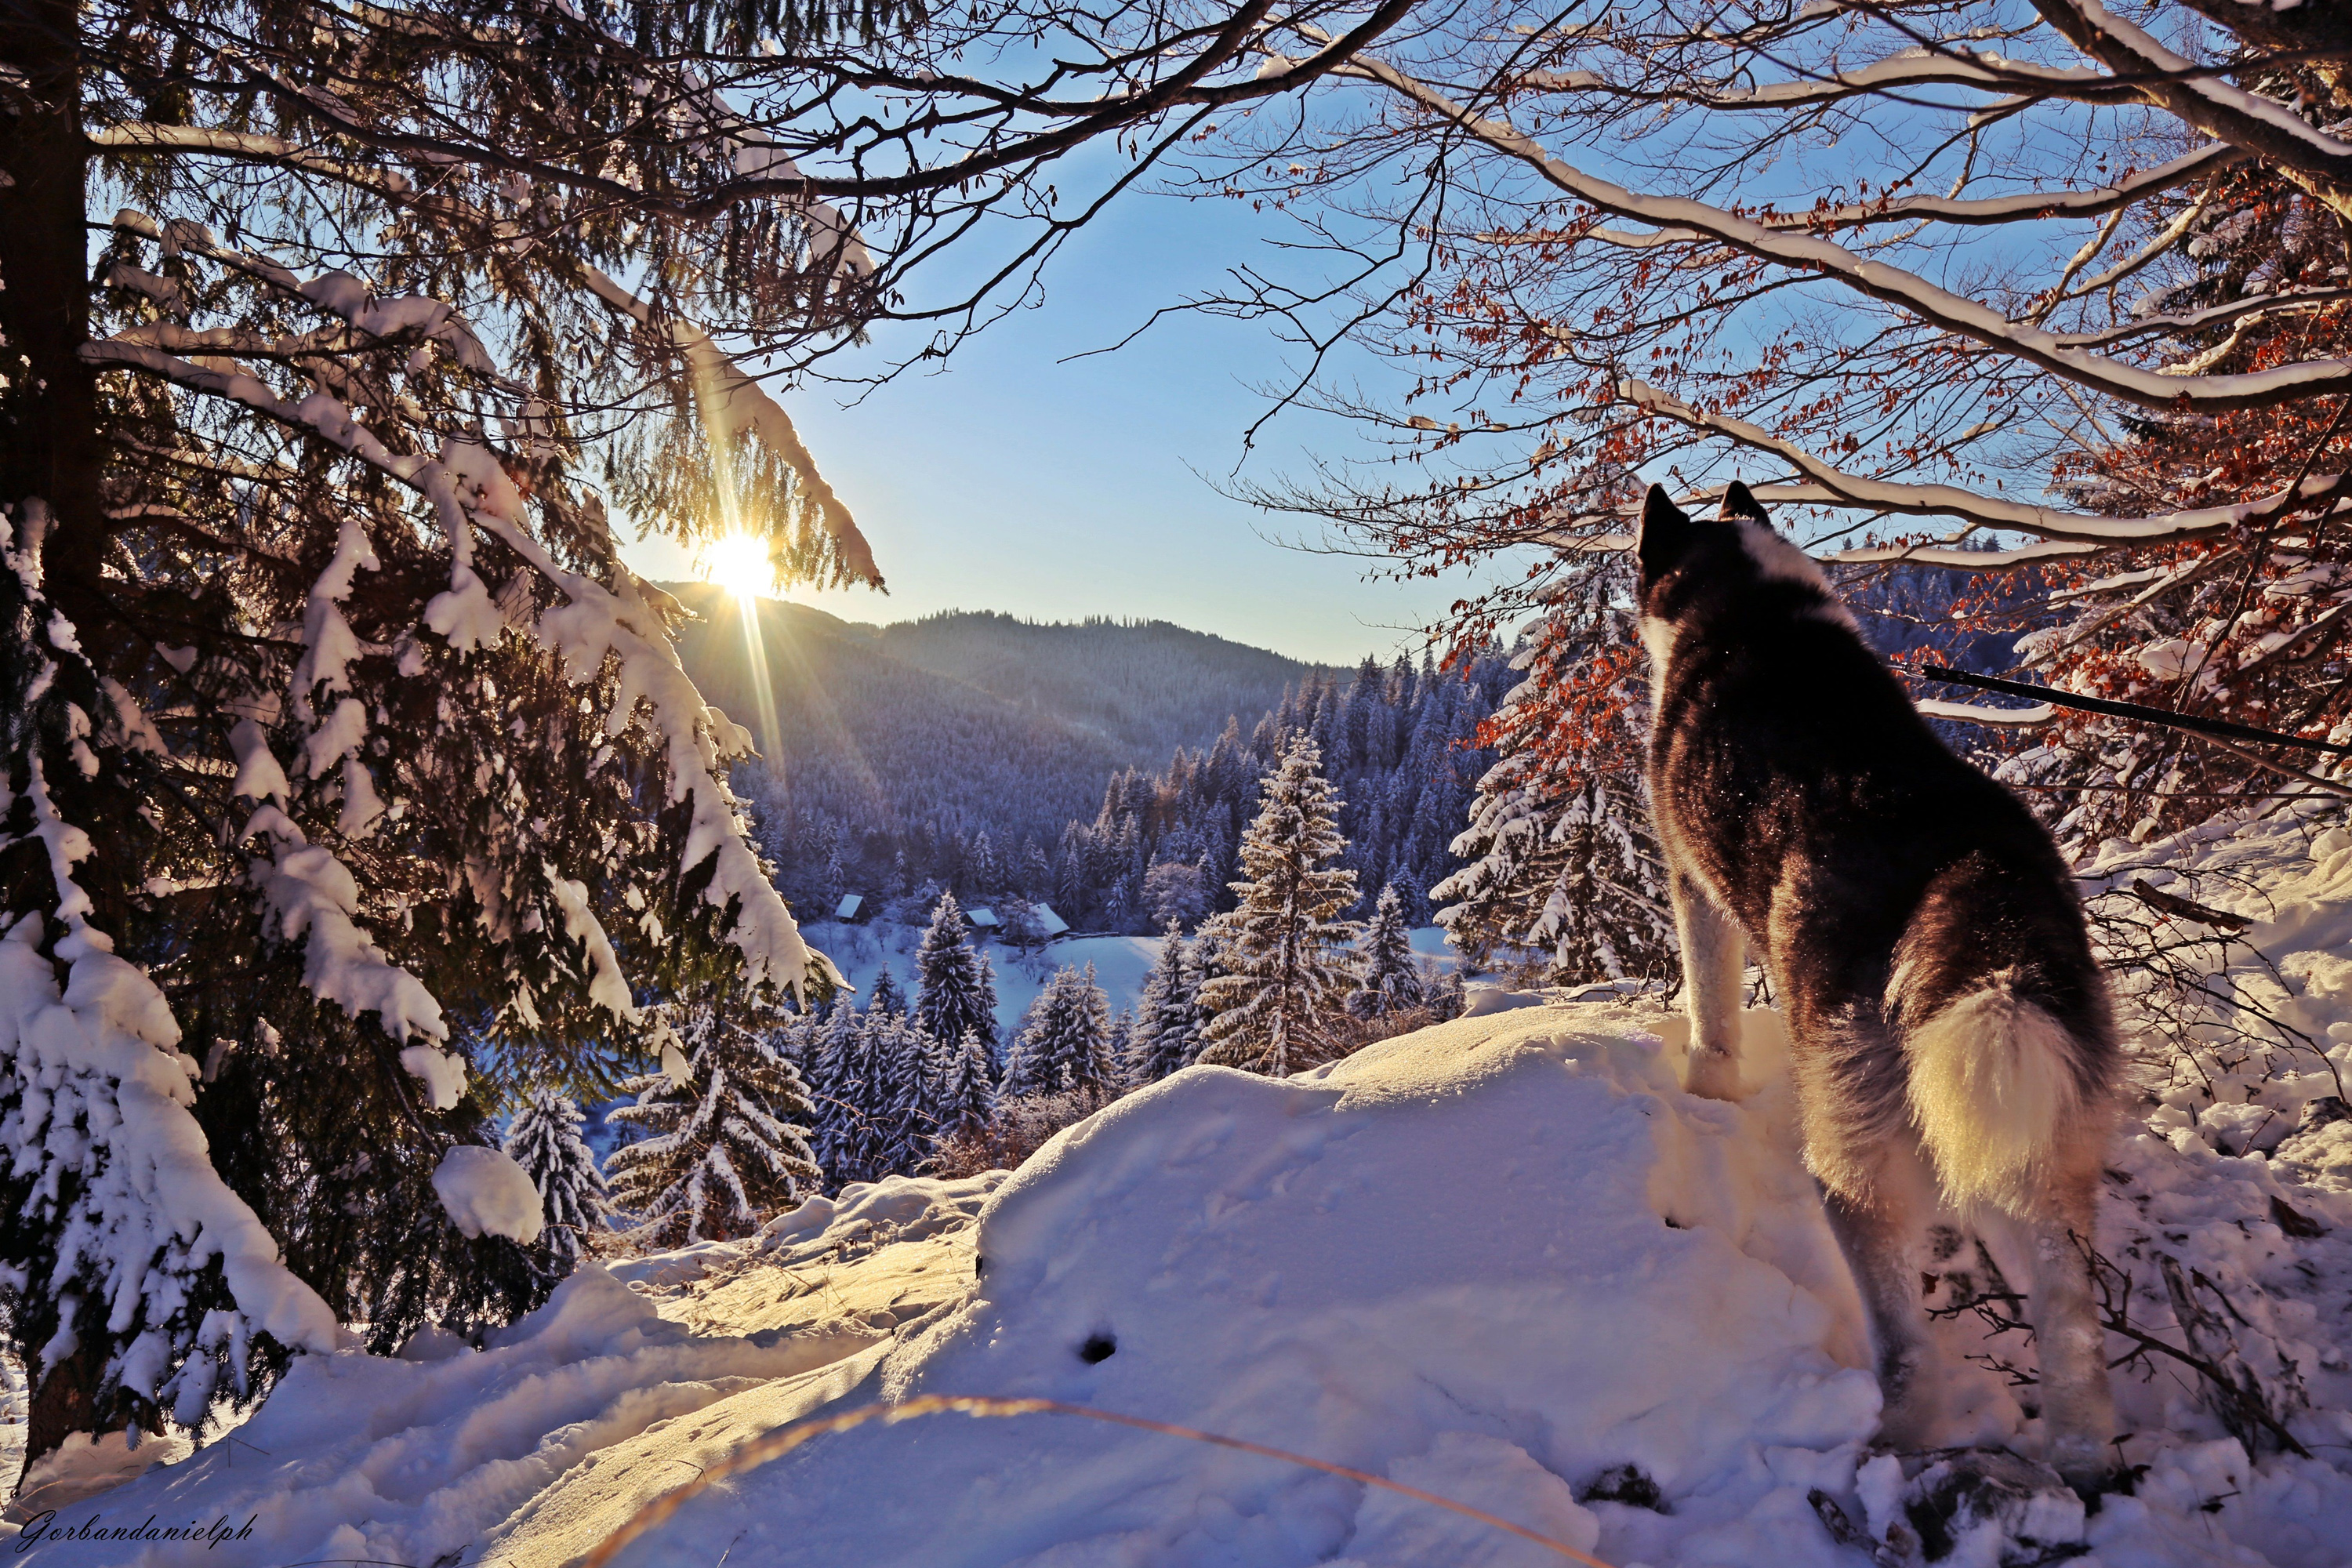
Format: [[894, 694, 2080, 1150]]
[[1635, 483, 2120, 1487]]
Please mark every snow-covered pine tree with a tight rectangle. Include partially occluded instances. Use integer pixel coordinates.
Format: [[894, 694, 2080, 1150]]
[[1348, 885, 1425, 1018], [802, 1004, 866, 1186], [1128, 922, 1203, 1083], [934, 1029, 998, 1142], [604, 1004, 821, 1247], [971, 831, 1000, 898], [1004, 965, 1115, 1098], [502, 1089, 609, 1277], [868, 1011, 942, 1178], [914, 894, 999, 1056], [1105, 1010, 1137, 1089], [869, 965, 909, 1019], [1432, 594, 1673, 985], [1197, 738, 1362, 1075]]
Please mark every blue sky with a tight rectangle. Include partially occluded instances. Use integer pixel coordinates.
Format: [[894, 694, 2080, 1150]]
[[620, 175, 1480, 667]]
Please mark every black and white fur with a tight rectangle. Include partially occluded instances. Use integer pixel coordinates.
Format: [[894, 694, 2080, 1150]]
[[1636, 481, 2121, 1490]]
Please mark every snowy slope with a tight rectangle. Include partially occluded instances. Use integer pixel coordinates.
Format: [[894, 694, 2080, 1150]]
[[42, 977, 2352, 1566]]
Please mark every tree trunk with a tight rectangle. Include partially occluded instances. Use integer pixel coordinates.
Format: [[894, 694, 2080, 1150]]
[[21, 1341, 102, 1489], [2, 0, 108, 1487], [0, 0, 104, 622]]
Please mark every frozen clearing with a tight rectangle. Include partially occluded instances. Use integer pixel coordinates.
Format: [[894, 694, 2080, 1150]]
[[804, 922, 1459, 1040], [29, 964, 2352, 1566]]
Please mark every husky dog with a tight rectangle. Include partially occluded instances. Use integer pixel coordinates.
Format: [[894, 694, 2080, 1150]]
[[1635, 481, 2121, 1491]]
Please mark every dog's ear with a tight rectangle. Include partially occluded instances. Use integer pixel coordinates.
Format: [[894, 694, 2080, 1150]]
[[1638, 485, 1692, 574], [1717, 481, 1769, 526]]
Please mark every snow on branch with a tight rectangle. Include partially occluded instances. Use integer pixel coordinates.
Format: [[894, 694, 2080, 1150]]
[[80, 337, 827, 1011], [1617, 379, 2352, 553], [1756, 142, 2247, 231], [1915, 697, 2057, 727], [99, 126, 881, 590], [241, 804, 449, 1051], [1339, 56, 2352, 413], [1552, 46, 2124, 109], [2, 755, 342, 1370], [2035, 0, 2352, 189]]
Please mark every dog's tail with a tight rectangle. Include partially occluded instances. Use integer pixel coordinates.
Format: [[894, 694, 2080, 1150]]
[[1904, 982, 2089, 1211]]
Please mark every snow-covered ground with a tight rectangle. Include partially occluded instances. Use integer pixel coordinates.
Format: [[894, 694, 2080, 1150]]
[[20, 819, 2352, 1566]]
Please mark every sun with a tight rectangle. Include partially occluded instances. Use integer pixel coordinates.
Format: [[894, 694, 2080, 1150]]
[[700, 532, 775, 601]]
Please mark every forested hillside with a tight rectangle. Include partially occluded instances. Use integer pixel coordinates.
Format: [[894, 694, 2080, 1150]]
[[666, 584, 1514, 931], [666, 587, 1155, 851], [665, 586, 1323, 913], [875, 612, 1316, 757]]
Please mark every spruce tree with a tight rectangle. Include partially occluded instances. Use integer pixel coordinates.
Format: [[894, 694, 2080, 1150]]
[[1348, 885, 1426, 1018], [503, 1088, 610, 1277], [1198, 738, 1362, 1076], [914, 894, 999, 1055], [604, 1005, 822, 1247], [803, 1004, 866, 1187], [1105, 1009, 1137, 1089], [934, 1028, 997, 1142], [1004, 966, 1114, 1097], [1432, 592, 1671, 986], [1129, 923, 1204, 1083], [869, 965, 909, 1019], [868, 1011, 942, 1177]]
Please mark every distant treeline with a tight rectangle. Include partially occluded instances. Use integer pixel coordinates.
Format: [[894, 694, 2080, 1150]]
[[746, 648, 1515, 931]]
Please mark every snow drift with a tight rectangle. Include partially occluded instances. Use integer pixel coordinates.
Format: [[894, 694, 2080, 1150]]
[[27, 952, 2352, 1566]]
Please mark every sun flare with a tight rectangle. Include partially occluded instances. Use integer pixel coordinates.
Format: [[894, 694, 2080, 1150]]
[[701, 532, 776, 601]]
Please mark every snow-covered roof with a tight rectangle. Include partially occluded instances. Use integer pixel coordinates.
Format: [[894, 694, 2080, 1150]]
[[966, 906, 1000, 928], [834, 894, 862, 920], [1031, 903, 1071, 937]]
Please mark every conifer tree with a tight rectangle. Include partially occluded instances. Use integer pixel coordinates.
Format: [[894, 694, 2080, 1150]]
[[1433, 603, 1671, 985], [502, 1088, 609, 1276], [869, 965, 908, 1018], [803, 1004, 865, 1186], [1004, 966, 1114, 1097], [1105, 1010, 1137, 1088], [1129, 922, 1204, 1083], [915, 895, 999, 1054], [1348, 885, 1425, 1018], [1198, 738, 1362, 1076], [868, 1010, 942, 1177], [934, 1029, 997, 1142], [604, 1005, 821, 1247]]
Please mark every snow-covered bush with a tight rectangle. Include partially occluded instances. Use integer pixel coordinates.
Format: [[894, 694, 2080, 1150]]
[[926, 1084, 1123, 1181]]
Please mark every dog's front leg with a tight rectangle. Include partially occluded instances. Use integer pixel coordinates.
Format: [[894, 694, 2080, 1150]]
[[1672, 869, 1746, 1100]]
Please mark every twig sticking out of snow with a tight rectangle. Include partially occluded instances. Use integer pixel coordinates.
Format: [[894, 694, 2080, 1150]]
[[579, 1394, 1621, 1568]]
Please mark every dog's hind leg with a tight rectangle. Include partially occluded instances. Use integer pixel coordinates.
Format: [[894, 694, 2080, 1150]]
[[1818, 1141, 1947, 1452], [1984, 1154, 2119, 1493], [1671, 869, 1746, 1100]]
